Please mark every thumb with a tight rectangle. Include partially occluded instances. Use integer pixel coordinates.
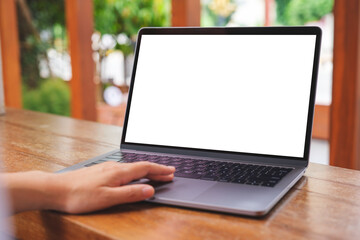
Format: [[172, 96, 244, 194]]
[[106, 184, 155, 205]]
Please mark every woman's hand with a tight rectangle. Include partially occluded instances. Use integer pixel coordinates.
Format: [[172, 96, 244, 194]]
[[2, 161, 175, 214]]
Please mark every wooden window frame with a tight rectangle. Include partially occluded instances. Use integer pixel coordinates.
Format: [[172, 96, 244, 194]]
[[65, 0, 96, 121], [0, 0, 22, 108], [330, 0, 360, 169], [172, 0, 201, 26]]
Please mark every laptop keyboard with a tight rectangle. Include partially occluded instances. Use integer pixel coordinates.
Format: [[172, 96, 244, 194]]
[[85, 152, 293, 187]]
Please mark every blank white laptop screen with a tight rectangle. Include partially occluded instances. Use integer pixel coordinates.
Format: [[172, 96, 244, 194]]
[[125, 34, 316, 158]]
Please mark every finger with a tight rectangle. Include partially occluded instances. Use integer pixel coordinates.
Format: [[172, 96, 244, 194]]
[[117, 162, 175, 184], [147, 173, 174, 182], [103, 184, 155, 207]]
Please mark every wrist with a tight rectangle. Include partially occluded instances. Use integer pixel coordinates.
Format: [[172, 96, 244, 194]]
[[41, 172, 68, 212], [3, 171, 68, 213]]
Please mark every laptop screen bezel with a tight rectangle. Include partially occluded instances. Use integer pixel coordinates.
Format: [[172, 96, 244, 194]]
[[120, 27, 322, 162]]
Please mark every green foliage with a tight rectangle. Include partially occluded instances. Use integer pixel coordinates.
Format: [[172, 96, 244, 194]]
[[23, 78, 70, 116], [276, 0, 290, 24], [94, 0, 170, 38], [201, 5, 217, 27], [201, 5, 225, 27], [276, 0, 334, 25], [27, 0, 65, 31], [94, 0, 170, 55]]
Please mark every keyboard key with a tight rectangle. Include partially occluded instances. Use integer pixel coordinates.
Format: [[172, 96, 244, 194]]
[[232, 178, 247, 184]]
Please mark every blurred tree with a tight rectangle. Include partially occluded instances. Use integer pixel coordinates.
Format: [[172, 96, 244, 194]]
[[201, 0, 236, 27], [276, 0, 334, 25], [23, 78, 70, 116], [17, 0, 65, 89], [94, 0, 170, 55]]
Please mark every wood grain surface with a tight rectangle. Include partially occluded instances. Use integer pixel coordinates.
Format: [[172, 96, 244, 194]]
[[1, 108, 360, 240]]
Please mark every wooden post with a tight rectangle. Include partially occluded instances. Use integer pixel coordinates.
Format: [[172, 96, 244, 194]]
[[0, 0, 22, 108], [0, 37, 4, 115], [264, 0, 274, 26], [330, 0, 360, 169], [65, 0, 96, 121], [313, 105, 330, 140], [172, 0, 201, 26]]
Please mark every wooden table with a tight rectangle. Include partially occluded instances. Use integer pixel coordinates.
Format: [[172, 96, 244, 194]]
[[1, 108, 360, 240]]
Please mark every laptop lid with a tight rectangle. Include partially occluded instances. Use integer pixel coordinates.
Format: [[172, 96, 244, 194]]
[[121, 27, 321, 165]]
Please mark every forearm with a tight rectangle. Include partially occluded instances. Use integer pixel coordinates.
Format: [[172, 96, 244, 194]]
[[1, 171, 64, 213]]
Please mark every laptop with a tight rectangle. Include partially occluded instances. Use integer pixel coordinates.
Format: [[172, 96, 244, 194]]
[[60, 27, 322, 216]]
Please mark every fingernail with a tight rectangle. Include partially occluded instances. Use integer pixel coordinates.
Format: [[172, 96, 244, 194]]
[[168, 166, 175, 171], [142, 186, 154, 197]]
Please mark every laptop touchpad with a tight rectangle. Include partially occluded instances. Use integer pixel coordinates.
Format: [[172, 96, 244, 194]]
[[139, 178, 217, 201]]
